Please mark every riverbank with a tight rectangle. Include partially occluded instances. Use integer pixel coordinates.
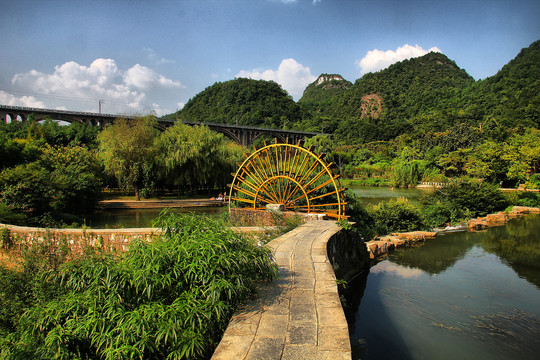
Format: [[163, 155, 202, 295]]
[[98, 198, 226, 209], [364, 206, 540, 260]]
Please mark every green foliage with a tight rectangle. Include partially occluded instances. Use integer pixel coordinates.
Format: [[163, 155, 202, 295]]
[[506, 191, 540, 208], [0, 227, 12, 250], [422, 179, 510, 222], [0, 213, 277, 359], [343, 191, 375, 241], [421, 200, 463, 229], [157, 122, 245, 191], [176, 78, 304, 128], [0, 145, 102, 226], [98, 116, 159, 200], [298, 74, 352, 111], [525, 174, 540, 189], [0, 202, 27, 225], [367, 198, 423, 235]]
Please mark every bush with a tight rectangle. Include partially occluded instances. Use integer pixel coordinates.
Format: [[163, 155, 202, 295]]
[[422, 178, 510, 220], [513, 191, 540, 207], [344, 191, 375, 241], [367, 198, 424, 235], [421, 200, 463, 229], [525, 173, 540, 189], [1, 213, 277, 359]]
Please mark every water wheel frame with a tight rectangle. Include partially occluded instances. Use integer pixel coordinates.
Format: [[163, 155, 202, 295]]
[[228, 139, 347, 219]]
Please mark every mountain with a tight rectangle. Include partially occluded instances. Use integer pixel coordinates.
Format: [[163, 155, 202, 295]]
[[164, 39, 539, 146], [463, 39, 540, 129], [174, 78, 304, 129], [298, 74, 352, 111], [302, 52, 476, 143]]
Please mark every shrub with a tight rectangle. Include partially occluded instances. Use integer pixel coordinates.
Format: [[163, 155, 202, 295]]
[[367, 198, 424, 235], [1, 213, 277, 359], [344, 191, 375, 241], [422, 178, 510, 219], [525, 173, 540, 189], [421, 200, 463, 229], [514, 191, 540, 207]]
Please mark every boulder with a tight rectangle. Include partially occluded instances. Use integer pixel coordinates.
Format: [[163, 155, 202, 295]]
[[468, 218, 488, 230], [266, 203, 284, 212], [391, 231, 437, 242], [486, 212, 508, 226]]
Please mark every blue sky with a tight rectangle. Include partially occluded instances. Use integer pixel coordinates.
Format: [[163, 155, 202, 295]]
[[0, 0, 538, 116]]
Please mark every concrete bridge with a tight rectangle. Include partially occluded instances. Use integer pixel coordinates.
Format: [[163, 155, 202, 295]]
[[0, 105, 319, 147]]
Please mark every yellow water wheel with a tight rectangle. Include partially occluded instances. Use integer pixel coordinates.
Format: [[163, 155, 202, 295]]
[[228, 139, 347, 219]]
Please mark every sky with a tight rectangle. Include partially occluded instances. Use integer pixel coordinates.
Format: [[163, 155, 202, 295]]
[[0, 0, 539, 116]]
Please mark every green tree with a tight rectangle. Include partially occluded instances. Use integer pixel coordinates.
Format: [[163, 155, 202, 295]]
[[98, 116, 159, 200], [157, 123, 245, 193], [464, 141, 507, 182], [0, 145, 102, 226], [503, 129, 540, 183]]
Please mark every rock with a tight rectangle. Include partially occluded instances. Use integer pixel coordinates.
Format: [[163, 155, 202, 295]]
[[365, 242, 378, 259], [379, 235, 403, 249], [266, 203, 284, 212], [486, 212, 508, 226], [391, 231, 437, 242], [376, 242, 388, 257], [468, 218, 488, 230]]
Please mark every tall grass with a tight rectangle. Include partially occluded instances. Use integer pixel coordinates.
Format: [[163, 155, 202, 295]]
[[0, 212, 277, 360]]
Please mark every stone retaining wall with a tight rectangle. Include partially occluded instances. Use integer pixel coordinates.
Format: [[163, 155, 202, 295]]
[[0, 224, 161, 255], [229, 208, 325, 227]]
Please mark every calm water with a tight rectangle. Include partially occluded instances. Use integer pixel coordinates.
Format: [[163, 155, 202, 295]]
[[83, 206, 223, 228], [348, 214, 540, 360], [88, 185, 420, 227], [348, 185, 425, 207]]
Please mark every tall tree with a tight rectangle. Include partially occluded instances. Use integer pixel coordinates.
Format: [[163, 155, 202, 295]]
[[157, 123, 245, 193], [98, 116, 158, 200]]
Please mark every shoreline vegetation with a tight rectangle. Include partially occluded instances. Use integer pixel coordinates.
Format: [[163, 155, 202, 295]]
[[0, 213, 279, 359]]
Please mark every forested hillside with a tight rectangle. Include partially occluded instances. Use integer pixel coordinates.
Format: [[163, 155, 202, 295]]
[[174, 78, 305, 129], [161, 40, 539, 188], [460, 39, 540, 129]]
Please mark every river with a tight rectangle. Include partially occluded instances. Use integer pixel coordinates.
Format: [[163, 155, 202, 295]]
[[82, 206, 223, 228], [347, 214, 540, 360]]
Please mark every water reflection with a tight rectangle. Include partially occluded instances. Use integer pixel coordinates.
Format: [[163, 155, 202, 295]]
[[348, 215, 540, 360], [390, 231, 476, 275], [348, 185, 425, 207], [83, 207, 223, 228]]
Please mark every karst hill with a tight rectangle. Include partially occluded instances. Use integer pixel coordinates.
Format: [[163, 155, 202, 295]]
[[167, 39, 540, 145]]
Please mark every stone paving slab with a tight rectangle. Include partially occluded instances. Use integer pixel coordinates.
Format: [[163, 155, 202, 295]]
[[211, 221, 351, 360]]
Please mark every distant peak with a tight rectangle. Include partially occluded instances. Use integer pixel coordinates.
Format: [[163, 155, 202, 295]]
[[316, 74, 346, 86]]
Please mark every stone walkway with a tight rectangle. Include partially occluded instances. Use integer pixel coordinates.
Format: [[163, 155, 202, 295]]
[[211, 221, 351, 360]]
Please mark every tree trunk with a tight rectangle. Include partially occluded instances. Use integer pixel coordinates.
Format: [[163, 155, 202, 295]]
[[135, 187, 140, 201]]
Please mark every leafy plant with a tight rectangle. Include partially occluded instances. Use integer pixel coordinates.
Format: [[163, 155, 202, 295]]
[[1, 212, 277, 359], [367, 198, 424, 235]]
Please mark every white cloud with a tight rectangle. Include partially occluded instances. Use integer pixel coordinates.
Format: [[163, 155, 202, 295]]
[[123, 64, 182, 89], [144, 48, 176, 65], [236, 58, 316, 100], [9, 59, 182, 114], [371, 261, 424, 279], [0, 90, 46, 108], [356, 44, 441, 75]]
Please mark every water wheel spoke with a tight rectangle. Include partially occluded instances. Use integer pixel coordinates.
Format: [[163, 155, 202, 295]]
[[229, 141, 346, 219]]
